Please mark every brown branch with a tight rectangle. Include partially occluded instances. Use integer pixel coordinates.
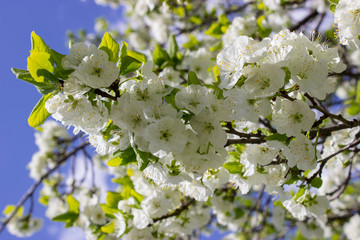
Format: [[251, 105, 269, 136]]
[[309, 123, 360, 138], [175, 2, 253, 36], [306, 136, 360, 185], [225, 122, 266, 146], [148, 198, 196, 226], [93, 89, 117, 101], [327, 156, 353, 201], [225, 122, 265, 139], [225, 138, 266, 146], [290, 9, 318, 32], [315, 12, 326, 32], [304, 93, 353, 125], [317, 137, 360, 164]]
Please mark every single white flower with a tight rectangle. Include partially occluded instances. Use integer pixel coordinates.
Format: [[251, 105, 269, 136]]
[[143, 117, 188, 155], [273, 99, 315, 137]]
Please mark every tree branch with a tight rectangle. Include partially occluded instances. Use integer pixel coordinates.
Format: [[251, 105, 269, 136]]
[[290, 9, 318, 32], [0, 143, 88, 234], [148, 198, 196, 226]]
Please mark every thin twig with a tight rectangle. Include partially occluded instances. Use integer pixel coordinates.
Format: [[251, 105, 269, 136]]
[[0, 143, 88, 234], [290, 9, 318, 32], [148, 198, 196, 226]]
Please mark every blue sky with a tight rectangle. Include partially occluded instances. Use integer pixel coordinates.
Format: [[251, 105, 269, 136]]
[[0, 1, 122, 239]]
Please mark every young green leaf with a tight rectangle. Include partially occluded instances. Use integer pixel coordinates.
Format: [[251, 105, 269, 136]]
[[310, 177, 323, 189], [52, 212, 79, 222], [153, 44, 169, 67], [66, 195, 80, 214], [106, 192, 123, 209], [12, 68, 58, 94], [168, 35, 179, 60], [107, 147, 137, 167], [264, 133, 289, 143], [127, 50, 146, 63], [119, 56, 142, 75], [119, 41, 127, 59], [329, 3, 337, 13], [134, 148, 158, 171], [27, 52, 54, 83], [100, 204, 120, 218], [188, 71, 201, 85], [99, 32, 120, 63], [223, 162, 243, 174], [101, 221, 115, 234], [183, 35, 201, 50], [28, 93, 53, 128], [30, 31, 49, 53]]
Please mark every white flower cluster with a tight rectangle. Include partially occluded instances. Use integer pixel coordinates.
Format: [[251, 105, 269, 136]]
[[6, 214, 43, 238], [334, 0, 360, 47], [41, 28, 348, 225], [217, 29, 346, 99], [27, 121, 69, 180]]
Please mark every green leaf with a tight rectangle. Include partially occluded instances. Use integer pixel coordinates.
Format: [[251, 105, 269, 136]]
[[101, 221, 115, 234], [28, 52, 55, 83], [30, 31, 49, 53], [52, 211, 79, 227], [295, 187, 305, 200], [3, 205, 16, 215], [112, 175, 134, 188], [106, 192, 122, 209], [120, 41, 127, 59], [127, 50, 146, 63], [183, 35, 201, 50], [164, 88, 180, 109], [28, 93, 53, 128], [223, 162, 243, 174], [331, 233, 340, 240], [281, 67, 291, 84], [50, 49, 74, 79], [329, 3, 336, 13], [119, 56, 142, 75], [130, 189, 144, 204], [265, 133, 288, 143], [256, 15, 272, 38], [219, 14, 230, 26], [39, 195, 49, 206], [294, 231, 307, 240], [205, 22, 223, 39], [310, 177, 323, 188], [346, 102, 360, 116], [173, 6, 185, 17], [107, 147, 137, 167], [188, 71, 201, 85], [168, 35, 179, 60], [121, 186, 133, 200], [209, 40, 223, 52], [12, 68, 57, 94], [66, 195, 80, 214], [153, 44, 169, 67], [328, 0, 339, 4], [49, 49, 65, 68], [99, 32, 119, 63], [189, 16, 202, 24], [12, 68, 37, 83], [100, 204, 120, 218], [134, 148, 157, 171], [117, 41, 144, 75], [135, 150, 152, 171], [355, 80, 360, 103]]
